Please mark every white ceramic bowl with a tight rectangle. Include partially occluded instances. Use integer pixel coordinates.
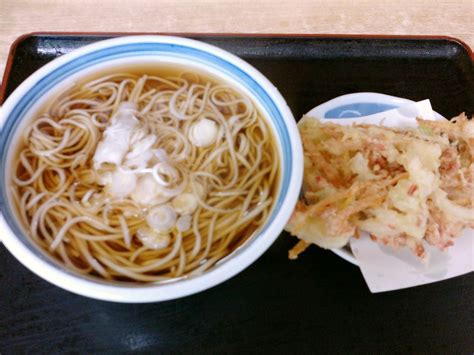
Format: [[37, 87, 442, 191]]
[[0, 35, 303, 303]]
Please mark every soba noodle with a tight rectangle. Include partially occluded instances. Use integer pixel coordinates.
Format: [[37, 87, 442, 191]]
[[11, 69, 279, 282]]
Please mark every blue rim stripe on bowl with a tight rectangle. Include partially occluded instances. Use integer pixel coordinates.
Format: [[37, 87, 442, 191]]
[[0, 42, 293, 285]]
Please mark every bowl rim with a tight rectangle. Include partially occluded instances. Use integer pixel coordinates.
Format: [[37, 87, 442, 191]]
[[0, 35, 303, 303]]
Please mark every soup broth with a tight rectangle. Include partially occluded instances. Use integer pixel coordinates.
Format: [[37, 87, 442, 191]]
[[11, 64, 280, 282]]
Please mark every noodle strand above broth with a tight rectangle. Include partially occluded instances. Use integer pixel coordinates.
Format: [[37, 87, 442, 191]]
[[12, 69, 279, 282]]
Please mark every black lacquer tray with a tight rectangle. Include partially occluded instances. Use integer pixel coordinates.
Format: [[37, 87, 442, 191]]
[[1, 33, 473, 353]]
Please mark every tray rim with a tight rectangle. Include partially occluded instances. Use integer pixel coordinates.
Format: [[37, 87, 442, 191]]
[[1, 31, 473, 104]]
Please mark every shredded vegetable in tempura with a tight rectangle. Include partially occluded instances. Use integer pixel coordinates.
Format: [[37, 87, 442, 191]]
[[286, 114, 474, 261]]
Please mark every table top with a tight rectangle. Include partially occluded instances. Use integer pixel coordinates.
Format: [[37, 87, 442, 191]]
[[1, 0, 473, 83]]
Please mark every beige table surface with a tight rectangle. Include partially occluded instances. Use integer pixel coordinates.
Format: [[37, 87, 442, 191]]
[[1, 0, 473, 85]]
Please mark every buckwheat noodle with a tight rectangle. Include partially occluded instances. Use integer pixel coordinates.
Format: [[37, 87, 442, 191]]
[[12, 71, 279, 282]]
